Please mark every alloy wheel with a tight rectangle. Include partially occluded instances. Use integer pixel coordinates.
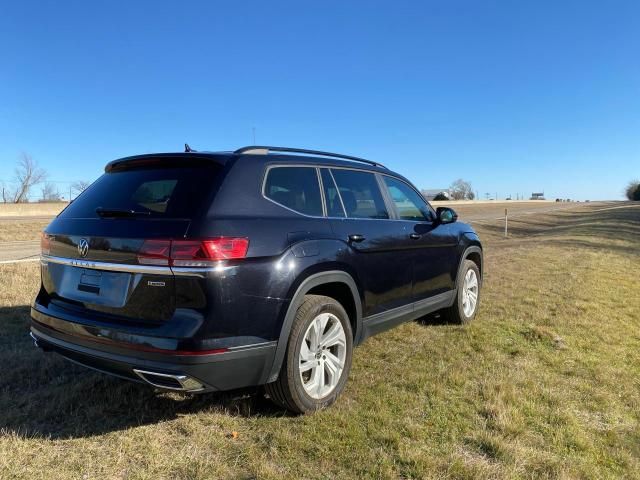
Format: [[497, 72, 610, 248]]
[[299, 312, 347, 399], [462, 268, 479, 317]]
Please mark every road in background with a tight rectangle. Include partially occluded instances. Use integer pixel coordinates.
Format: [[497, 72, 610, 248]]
[[0, 216, 56, 223], [0, 201, 618, 264], [0, 240, 40, 263]]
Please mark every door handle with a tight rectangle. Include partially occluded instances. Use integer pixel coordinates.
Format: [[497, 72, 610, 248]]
[[348, 234, 366, 243], [409, 233, 422, 240]]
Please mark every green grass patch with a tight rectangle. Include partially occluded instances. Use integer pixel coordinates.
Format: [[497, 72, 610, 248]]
[[0, 204, 638, 478]]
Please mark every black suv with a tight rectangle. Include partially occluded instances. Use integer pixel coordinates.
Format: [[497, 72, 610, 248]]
[[31, 146, 482, 413]]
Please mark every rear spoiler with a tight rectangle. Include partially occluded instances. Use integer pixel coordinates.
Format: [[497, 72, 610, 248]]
[[105, 153, 229, 173]]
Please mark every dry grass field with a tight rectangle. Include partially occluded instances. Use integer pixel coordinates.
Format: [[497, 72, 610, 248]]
[[0, 203, 638, 479], [0, 220, 50, 242], [0, 202, 66, 217], [436, 201, 583, 224]]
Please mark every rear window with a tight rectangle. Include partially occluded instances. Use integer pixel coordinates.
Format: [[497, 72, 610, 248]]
[[60, 166, 220, 219]]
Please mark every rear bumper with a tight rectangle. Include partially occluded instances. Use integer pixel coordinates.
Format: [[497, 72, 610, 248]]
[[30, 318, 277, 393]]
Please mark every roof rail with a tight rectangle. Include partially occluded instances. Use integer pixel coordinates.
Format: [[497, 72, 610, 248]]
[[234, 145, 387, 169]]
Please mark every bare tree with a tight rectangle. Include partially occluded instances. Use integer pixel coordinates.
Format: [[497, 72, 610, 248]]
[[11, 153, 47, 203], [1, 181, 9, 203], [41, 182, 62, 202], [71, 180, 91, 195], [449, 179, 474, 200]]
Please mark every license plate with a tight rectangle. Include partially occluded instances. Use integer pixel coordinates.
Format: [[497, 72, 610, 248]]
[[80, 270, 102, 286], [78, 270, 102, 294]]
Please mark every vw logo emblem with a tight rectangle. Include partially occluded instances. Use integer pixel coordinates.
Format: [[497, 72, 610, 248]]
[[78, 238, 89, 258]]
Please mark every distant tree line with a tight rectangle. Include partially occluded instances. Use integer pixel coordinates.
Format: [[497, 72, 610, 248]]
[[432, 192, 449, 201], [626, 180, 640, 201], [420, 179, 476, 201]]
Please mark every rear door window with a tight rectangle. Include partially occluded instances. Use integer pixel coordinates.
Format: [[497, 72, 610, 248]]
[[320, 168, 345, 217], [60, 165, 220, 219], [330, 169, 389, 219], [264, 167, 323, 216]]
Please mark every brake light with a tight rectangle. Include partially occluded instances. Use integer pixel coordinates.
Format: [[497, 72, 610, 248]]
[[138, 238, 249, 267], [203, 238, 250, 261], [41, 233, 52, 255]]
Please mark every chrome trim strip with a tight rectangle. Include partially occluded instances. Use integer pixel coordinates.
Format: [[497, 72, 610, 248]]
[[171, 265, 236, 277], [40, 254, 238, 277], [316, 167, 328, 217], [227, 340, 277, 351], [328, 168, 348, 217], [41, 255, 172, 275]]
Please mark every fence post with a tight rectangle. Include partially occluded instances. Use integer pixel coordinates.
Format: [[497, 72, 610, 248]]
[[504, 208, 508, 238]]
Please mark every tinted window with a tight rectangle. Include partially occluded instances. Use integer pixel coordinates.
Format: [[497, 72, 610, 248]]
[[264, 167, 323, 216], [330, 169, 389, 219], [60, 166, 220, 219], [131, 179, 178, 213], [383, 176, 432, 221], [320, 168, 345, 217]]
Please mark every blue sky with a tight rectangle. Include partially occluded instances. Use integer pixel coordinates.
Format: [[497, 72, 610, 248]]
[[1, 1, 638, 200]]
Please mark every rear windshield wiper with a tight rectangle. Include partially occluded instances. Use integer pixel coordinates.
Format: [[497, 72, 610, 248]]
[[96, 207, 152, 218]]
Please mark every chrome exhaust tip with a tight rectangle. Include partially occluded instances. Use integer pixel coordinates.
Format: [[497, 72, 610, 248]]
[[133, 369, 204, 392]]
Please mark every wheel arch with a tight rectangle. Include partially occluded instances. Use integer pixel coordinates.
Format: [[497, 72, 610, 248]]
[[265, 270, 362, 383], [456, 245, 483, 289]]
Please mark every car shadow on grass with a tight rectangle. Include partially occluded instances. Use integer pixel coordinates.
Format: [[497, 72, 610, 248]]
[[415, 311, 459, 327], [0, 306, 293, 440]]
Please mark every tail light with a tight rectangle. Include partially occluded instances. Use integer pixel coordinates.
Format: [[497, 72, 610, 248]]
[[41, 233, 52, 255], [137, 239, 171, 266], [138, 238, 249, 267]]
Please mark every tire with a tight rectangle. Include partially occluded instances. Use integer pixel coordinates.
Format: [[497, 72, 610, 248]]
[[441, 259, 481, 324], [265, 294, 353, 414]]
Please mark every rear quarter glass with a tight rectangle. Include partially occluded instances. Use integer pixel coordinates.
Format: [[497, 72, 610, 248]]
[[60, 165, 221, 220]]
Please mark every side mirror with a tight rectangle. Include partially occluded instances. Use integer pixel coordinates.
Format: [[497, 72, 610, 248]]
[[436, 207, 458, 224]]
